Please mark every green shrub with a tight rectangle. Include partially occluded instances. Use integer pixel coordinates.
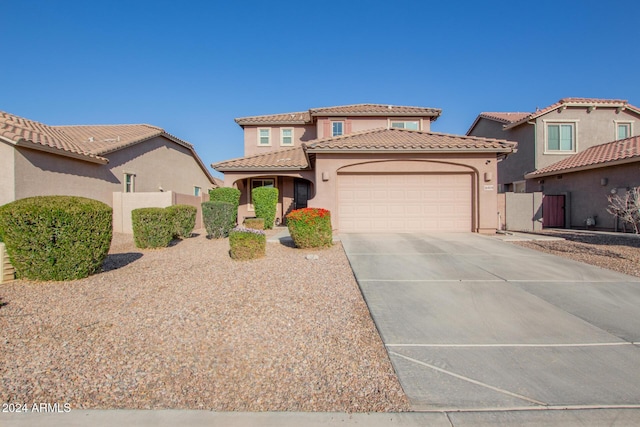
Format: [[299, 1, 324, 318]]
[[0, 196, 112, 281], [209, 187, 241, 224], [166, 204, 197, 238], [202, 201, 235, 238], [243, 217, 265, 230], [132, 208, 173, 249], [252, 186, 278, 230], [286, 208, 332, 249], [229, 227, 266, 260]]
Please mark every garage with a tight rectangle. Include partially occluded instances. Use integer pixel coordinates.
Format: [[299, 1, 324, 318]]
[[337, 173, 472, 233]]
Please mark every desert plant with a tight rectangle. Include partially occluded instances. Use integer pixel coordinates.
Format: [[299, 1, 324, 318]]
[[286, 208, 332, 249], [252, 186, 278, 230], [0, 196, 112, 281], [229, 227, 266, 260], [607, 187, 640, 234], [209, 187, 241, 224], [166, 204, 197, 238], [202, 201, 235, 238], [243, 217, 265, 230], [132, 207, 173, 248]]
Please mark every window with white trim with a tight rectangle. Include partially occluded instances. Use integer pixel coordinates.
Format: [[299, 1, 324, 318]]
[[258, 128, 271, 146], [391, 120, 420, 130], [332, 121, 344, 137], [546, 123, 575, 152], [194, 186, 201, 196], [124, 173, 135, 193], [617, 122, 632, 140], [249, 178, 275, 210], [281, 128, 293, 146]]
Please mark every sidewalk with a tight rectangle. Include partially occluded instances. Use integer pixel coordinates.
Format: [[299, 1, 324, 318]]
[[2, 408, 640, 426]]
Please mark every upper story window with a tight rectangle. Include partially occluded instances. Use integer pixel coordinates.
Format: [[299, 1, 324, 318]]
[[194, 186, 201, 197], [616, 122, 632, 140], [546, 122, 575, 152], [124, 173, 135, 193], [258, 128, 271, 146], [332, 121, 344, 137], [281, 128, 293, 146], [391, 120, 420, 130]]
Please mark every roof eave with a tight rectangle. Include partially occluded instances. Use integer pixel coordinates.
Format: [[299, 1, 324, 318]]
[[12, 139, 109, 164], [305, 147, 515, 154], [213, 166, 311, 173], [525, 156, 640, 179]]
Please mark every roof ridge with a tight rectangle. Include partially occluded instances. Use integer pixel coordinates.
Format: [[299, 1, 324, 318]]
[[212, 145, 303, 164]]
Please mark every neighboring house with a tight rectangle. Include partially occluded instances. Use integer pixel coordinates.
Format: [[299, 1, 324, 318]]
[[467, 98, 640, 193], [524, 135, 640, 230], [213, 104, 516, 234], [0, 110, 219, 207]]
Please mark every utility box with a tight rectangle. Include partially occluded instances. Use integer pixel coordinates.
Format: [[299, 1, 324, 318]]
[[0, 243, 15, 284]]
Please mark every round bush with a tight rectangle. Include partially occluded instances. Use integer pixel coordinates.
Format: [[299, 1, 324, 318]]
[[166, 204, 197, 238], [202, 201, 235, 238], [286, 208, 332, 249], [209, 187, 241, 224], [0, 196, 112, 281], [132, 208, 173, 248]]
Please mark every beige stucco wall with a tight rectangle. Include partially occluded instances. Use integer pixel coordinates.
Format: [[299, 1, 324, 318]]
[[11, 136, 214, 207], [243, 125, 316, 156], [534, 107, 640, 171], [309, 153, 501, 234], [526, 161, 640, 231], [0, 142, 16, 206]]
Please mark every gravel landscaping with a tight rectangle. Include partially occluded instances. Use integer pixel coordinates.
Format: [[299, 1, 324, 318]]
[[0, 230, 409, 412], [511, 230, 640, 278]]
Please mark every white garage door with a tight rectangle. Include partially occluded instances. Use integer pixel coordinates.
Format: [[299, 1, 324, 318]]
[[338, 174, 472, 233]]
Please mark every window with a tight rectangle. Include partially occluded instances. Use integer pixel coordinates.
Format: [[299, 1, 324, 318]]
[[546, 123, 575, 152], [281, 128, 293, 146], [391, 120, 420, 130], [332, 121, 344, 137], [249, 178, 275, 210], [194, 186, 201, 196], [258, 128, 271, 145], [617, 122, 631, 140], [124, 173, 135, 193]]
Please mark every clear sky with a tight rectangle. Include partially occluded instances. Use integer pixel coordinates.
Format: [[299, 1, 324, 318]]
[[3, 0, 639, 178]]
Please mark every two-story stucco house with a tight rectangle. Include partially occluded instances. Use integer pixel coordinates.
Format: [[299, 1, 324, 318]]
[[213, 104, 516, 234], [467, 98, 640, 230]]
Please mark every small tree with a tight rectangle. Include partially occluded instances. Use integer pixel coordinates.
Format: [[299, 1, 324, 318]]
[[607, 187, 640, 234], [252, 187, 278, 230]]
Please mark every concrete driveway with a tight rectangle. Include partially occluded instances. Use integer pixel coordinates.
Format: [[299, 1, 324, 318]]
[[340, 233, 640, 411]]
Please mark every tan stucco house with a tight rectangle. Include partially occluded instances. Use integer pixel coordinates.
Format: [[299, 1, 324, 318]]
[[213, 104, 517, 234], [467, 98, 640, 193], [0, 110, 218, 208], [524, 135, 640, 231]]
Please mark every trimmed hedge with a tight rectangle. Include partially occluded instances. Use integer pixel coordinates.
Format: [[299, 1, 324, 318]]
[[252, 186, 278, 230], [209, 187, 241, 224], [202, 201, 235, 238], [286, 208, 332, 249], [132, 208, 173, 248], [0, 196, 112, 281], [166, 204, 197, 238], [229, 227, 266, 260]]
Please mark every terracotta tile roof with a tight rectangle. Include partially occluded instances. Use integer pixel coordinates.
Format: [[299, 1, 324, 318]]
[[53, 124, 167, 155], [235, 111, 311, 126], [504, 98, 640, 129], [526, 136, 640, 178], [478, 112, 531, 124], [305, 128, 516, 153], [309, 103, 441, 118], [212, 146, 309, 171], [0, 110, 108, 163], [234, 103, 442, 126]]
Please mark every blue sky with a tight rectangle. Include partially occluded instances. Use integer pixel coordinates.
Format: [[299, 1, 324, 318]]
[[3, 0, 639, 178]]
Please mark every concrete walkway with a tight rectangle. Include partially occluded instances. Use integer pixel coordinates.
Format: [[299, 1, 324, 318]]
[[340, 233, 640, 417]]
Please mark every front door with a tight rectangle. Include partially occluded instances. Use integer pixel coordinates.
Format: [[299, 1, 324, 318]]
[[543, 195, 565, 228], [294, 179, 310, 210]]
